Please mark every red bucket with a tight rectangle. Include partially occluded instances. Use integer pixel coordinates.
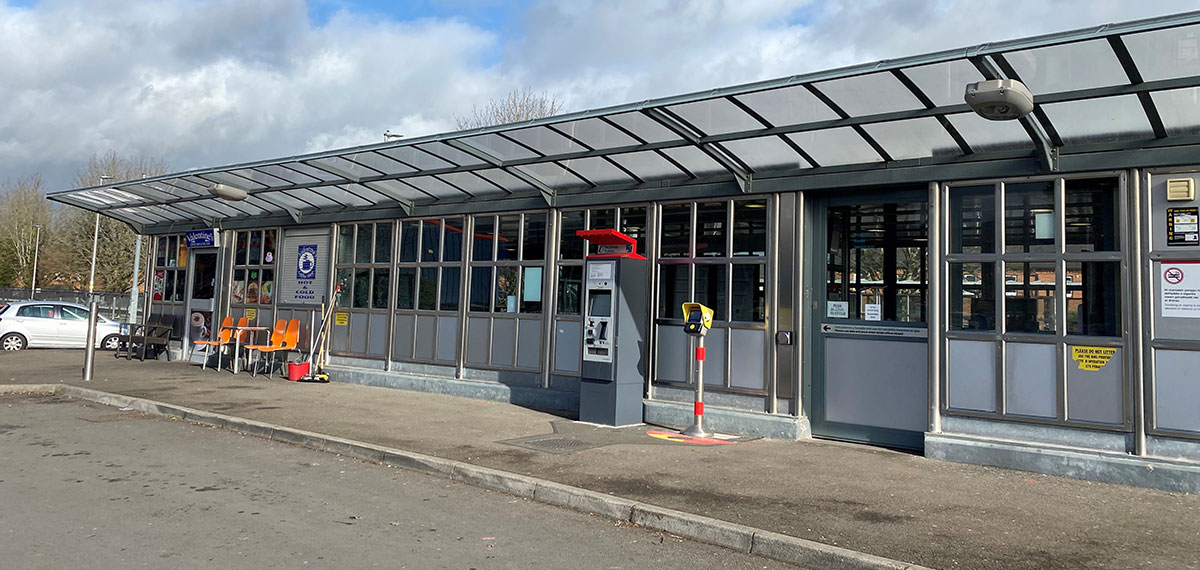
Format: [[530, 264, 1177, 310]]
[[287, 361, 310, 382]]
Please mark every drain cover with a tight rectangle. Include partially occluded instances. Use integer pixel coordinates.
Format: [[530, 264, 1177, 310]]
[[502, 436, 602, 454]]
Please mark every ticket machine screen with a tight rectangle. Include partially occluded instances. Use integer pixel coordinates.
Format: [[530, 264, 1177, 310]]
[[589, 292, 612, 318]]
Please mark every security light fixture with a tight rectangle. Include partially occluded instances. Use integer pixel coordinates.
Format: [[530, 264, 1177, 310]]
[[208, 183, 248, 201], [965, 79, 1034, 121]]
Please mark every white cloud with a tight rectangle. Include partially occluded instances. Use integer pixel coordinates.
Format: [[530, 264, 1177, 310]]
[[1, 0, 1197, 192]]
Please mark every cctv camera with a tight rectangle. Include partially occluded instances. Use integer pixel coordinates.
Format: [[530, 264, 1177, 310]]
[[964, 79, 1034, 121]]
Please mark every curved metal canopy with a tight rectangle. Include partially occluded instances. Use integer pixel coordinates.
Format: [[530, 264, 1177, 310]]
[[49, 11, 1200, 234]]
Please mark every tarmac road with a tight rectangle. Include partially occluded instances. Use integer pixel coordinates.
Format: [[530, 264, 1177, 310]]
[[0, 395, 791, 570]]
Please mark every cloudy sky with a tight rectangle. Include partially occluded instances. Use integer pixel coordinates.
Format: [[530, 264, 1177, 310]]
[[2, 0, 1197, 191]]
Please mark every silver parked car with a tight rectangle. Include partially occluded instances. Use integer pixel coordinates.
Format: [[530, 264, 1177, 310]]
[[0, 301, 123, 351]]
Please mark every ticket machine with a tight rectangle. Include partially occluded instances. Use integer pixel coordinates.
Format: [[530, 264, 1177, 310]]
[[577, 230, 647, 426]]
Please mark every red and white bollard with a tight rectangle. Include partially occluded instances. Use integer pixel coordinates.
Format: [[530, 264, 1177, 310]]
[[681, 335, 711, 438]]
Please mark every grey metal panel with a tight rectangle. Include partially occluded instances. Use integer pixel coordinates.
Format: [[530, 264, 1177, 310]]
[[553, 320, 582, 375], [491, 318, 516, 368], [415, 315, 437, 360], [516, 318, 542, 370], [1148, 172, 1200, 252], [947, 340, 997, 412], [825, 337, 928, 432], [331, 312, 349, 353], [730, 329, 766, 390], [1005, 343, 1058, 418], [367, 313, 388, 357], [393, 313, 415, 359], [466, 317, 490, 366], [1156, 349, 1200, 433], [278, 226, 331, 307], [349, 313, 368, 354], [702, 328, 727, 387], [655, 325, 688, 383], [1066, 346, 1124, 425], [436, 316, 457, 363]]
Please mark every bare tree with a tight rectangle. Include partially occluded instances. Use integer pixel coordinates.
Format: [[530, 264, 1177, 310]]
[[0, 175, 53, 287], [55, 151, 169, 292], [454, 87, 566, 130]]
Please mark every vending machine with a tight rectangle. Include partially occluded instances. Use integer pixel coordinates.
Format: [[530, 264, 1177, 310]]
[[577, 230, 647, 426]]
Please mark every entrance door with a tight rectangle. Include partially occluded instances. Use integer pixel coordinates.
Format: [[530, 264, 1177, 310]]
[[186, 251, 218, 354], [810, 192, 929, 450]]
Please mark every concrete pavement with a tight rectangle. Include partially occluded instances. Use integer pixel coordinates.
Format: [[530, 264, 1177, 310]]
[[2, 349, 1198, 570]]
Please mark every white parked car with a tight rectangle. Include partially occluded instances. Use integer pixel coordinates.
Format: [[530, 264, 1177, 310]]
[[0, 301, 123, 351]]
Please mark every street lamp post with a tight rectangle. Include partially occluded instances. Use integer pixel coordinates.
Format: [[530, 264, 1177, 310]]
[[30, 224, 42, 300], [88, 174, 115, 299]]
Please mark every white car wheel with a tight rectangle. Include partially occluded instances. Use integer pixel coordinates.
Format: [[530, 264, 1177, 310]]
[[1, 333, 27, 351], [102, 335, 121, 350]]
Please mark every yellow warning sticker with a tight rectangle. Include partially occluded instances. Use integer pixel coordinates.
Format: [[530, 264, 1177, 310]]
[[334, 312, 349, 326], [1071, 346, 1117, 371], [245, 308, 257, 321]]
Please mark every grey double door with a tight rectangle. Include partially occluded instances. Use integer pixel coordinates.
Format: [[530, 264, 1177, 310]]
[[808, 191, 930, 451]]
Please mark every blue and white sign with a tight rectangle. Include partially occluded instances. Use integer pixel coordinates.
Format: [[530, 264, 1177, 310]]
[[297, 245, 318, 280], [184, 229, 217, 248]]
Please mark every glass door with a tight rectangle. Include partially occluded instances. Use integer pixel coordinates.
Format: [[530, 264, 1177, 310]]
[[811, 191, 930, 450]]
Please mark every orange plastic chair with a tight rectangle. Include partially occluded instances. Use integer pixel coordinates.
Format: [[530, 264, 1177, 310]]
[[245, 320, 286, 377], [253, 319, 300, 379], [192, 316, 234, 370]]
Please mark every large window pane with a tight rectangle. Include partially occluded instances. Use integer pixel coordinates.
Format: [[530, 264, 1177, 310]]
[[236, 232, 249, 265], [260, 269, 274, 305], [495, 266, 519, 312], [557, 266, 582, 314], [732, 200, 767, 256], [589, 208, 615, 230], [336, 226, 354, 265], [560, 211, 585, 260], [473, 216, 495, 262], [174, 270, 186, 301], [660, 204, 691, 258], [249, 230, 262, 265], [731, 264, 765, 322], [470, 267, 492, 312], [1067, 261, 1120, 337], [694, 264, 727, 321], [949, 262, 996, 330], [167, 236, 178, 266], [231, 269, 245, 304], [421, 220, 441, 262], [696, 201, 728, 257], [156, 237, 167, 266], [1005, 262, 1056, 333], [950, 185, 996, 254], [374, 223, 392, 263], [440, 266, 461, 311], [1065, 178, 1119, 253], [355, 224, 373, 264], [372, 268, 390, 309], [442, 218, 464, 262], [353, 268, 370, 308], [523, 214, 546, 261], [419, 267, 438, 311], [335, 268, 352, 307], [619, 207, 648, 257], [264, 230, 276, 264], [497, 215, 521, 261], [659, 265, 688, 319], [396, 268, 416, 310], [521, 266, 543, 313], [1005, 182, 1056, 254], [399, 221, 419, 262]]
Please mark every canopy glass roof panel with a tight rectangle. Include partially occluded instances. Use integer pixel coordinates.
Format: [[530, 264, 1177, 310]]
[[1123, 23, 1200, 81], [45, 12, 1200, 233], [1005, 40, 1129, 95], [787, 127, 882, 167], [1151, 87, 1200, 135], [666, 98, 767, 135], [813, 72, 925, 116], [733, 85, 840, 127], [552, 118, 639, 149]]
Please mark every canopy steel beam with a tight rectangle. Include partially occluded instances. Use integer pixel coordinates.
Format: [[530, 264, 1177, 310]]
[[643, 107, 754, 193], [444, 138, 557, 206]]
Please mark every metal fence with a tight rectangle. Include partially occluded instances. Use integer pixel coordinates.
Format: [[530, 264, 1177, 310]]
[[0, 287, 140, 323]]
